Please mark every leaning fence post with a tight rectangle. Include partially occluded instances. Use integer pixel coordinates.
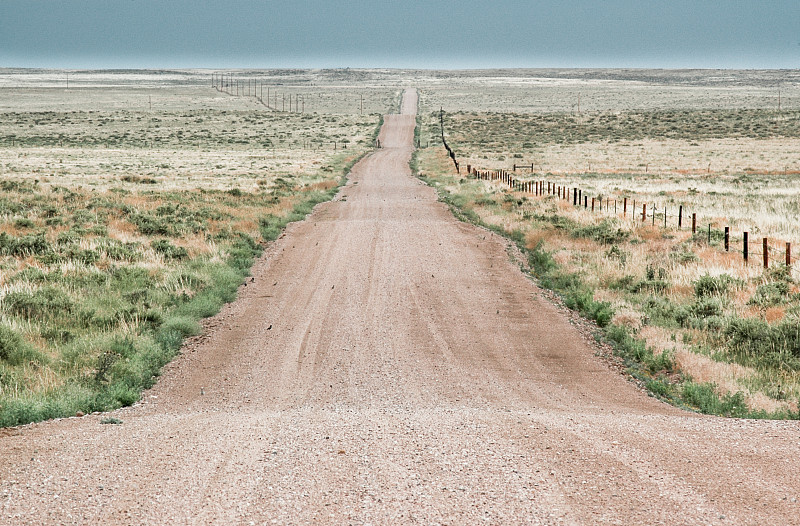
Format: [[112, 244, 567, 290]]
[[724, 227, 730, 251], [743, 232, 749, 263], [763, 237, 769, 269]]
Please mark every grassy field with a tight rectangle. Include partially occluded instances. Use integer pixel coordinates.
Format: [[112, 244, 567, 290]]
[[0, 69, 396, 426], [414, 69, 800, 417]]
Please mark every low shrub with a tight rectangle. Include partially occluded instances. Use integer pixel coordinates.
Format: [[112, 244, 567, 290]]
[[151, 239, 188, 261], [5, 287, 74, 321], [693, 273, 742, 298]]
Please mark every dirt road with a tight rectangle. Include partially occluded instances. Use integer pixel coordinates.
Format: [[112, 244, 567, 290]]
[[2, 89, 799, 525]]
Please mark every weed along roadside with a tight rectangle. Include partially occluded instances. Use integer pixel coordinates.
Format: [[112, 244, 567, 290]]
[[0, 157, 362, 428], [0, 77, 390, 428], [412, 103, 800, 419]]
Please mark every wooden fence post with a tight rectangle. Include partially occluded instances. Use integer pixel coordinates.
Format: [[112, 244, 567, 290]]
[[584, 196, 588, 209], [724, 227, 729, 251], [573, 188, 577, 206], [642, 203, 646, 221], [591, 197, 595, 212], [763, 237, 769, 269], [692, 213, 697, 234], [664, 207, 667, 228], [623, 197, 627, 216], [678, 205, 683, 228], [787, 242, 791, 268], [743, 232, 749, 263]]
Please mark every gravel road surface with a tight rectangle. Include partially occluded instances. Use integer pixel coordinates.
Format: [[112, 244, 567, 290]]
[[1, 89, 799, 525]]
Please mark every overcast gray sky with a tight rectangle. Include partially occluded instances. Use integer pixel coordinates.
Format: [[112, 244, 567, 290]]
[[1, 0, 798, 69]]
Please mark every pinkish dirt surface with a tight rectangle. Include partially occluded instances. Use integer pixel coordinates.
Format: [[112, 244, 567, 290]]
[[1, 89, 799, 525]]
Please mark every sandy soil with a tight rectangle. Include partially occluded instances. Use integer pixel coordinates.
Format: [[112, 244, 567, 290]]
[[1, 89, 799, 525]]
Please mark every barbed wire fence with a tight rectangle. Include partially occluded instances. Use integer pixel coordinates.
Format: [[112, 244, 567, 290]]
[[465, 164, 799, 280]]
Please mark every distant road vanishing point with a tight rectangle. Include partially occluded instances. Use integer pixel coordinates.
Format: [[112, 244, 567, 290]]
[[1, 88, 799, 524]]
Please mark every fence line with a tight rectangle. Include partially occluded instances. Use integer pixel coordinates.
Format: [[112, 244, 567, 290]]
[[465, 165, 799, 278], [211, 72, 305, 113]]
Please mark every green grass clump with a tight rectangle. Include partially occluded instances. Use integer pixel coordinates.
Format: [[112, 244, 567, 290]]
[[693, 273, 743, 298]]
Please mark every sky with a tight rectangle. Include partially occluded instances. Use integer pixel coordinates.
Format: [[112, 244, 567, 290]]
[[0, 0, 798, 69]]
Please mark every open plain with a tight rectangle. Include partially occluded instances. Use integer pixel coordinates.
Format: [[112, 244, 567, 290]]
[[0, 80, 799, 524]]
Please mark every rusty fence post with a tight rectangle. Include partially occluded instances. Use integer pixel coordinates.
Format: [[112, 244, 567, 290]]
[[642, 203, 647, 221]]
